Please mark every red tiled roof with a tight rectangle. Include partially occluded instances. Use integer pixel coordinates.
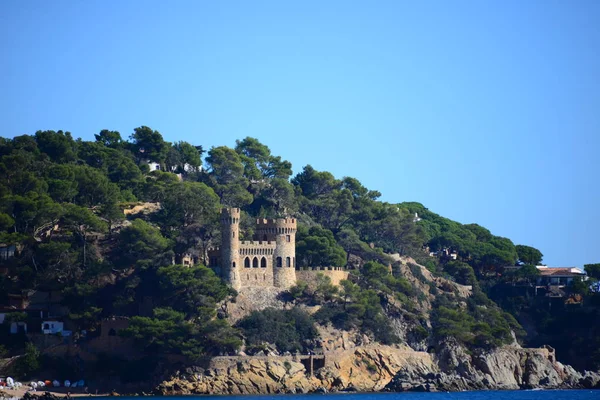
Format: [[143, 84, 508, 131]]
[[538, 267, 584, 276]]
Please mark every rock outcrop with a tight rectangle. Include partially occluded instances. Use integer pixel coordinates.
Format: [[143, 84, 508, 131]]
[[157, 341, 600, 395], [387, 340, 600, 392]]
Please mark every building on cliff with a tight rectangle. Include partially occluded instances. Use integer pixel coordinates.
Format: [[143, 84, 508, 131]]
[[207, 208, 348, 290], [207, 208, 297, 290]]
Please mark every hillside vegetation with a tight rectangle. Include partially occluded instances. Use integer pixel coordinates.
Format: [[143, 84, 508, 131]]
[[1, 128, 599, 381]]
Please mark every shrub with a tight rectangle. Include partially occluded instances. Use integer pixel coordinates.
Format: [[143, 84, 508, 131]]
[[237, 308, 318, 353]]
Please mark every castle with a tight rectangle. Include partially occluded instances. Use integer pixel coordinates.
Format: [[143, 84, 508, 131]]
[[207, 208, 349, 290], [207, 208, 298, 290]]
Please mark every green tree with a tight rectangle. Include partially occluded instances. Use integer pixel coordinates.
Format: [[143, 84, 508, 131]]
[[130, 126, 169, 163], [515, 264, 540, 284], [156, 264, 233, 320], [584, 264, 600, 280], [205, 146, 252, 206], [2, 193, 63, 236], [516, 245, 543, 266], [260, 178, 298, 216], [235, 137, 292, 179], [34, 130, 77, 163], [94, 129, 123, 148], [45, 164, 78, 203], [314, 273, 339, 302], [171, 141, 202, 171], [157, 181, 220, 231], [60, 204, 107, 268], [14, 343, 40, 378], [237, 308, 318, 353], [114, 219, 172, 269], [296, 225, 347, 268], [73, 165, 120, 207]]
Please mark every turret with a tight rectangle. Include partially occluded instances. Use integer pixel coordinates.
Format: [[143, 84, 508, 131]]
[[256, 218, 297, 288], [221, 208, 241, 290]]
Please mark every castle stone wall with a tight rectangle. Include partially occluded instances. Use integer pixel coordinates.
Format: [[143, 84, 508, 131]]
[[240, 266, 274, 287], [296, 268, 349, 288]]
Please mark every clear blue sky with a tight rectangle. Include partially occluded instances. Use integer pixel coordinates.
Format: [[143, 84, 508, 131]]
[[1, 1, 599, 267]]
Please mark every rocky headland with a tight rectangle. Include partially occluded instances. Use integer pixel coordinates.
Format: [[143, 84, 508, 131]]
[[157, 341, 600, 395], [158, 258, 600, 395]]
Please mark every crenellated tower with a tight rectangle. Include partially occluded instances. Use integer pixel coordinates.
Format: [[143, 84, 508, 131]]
[[221, 208, 241, 290], [255, 217, 297, 289]]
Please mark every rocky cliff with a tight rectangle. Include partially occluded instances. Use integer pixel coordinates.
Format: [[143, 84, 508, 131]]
[[157, 257, 600, 395], [157, 341, 600, 395]]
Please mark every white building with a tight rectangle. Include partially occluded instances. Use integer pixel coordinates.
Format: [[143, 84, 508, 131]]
[[535, 266, 587, 287], [41, 321, 64, 334], [147, 161, 161, 171]]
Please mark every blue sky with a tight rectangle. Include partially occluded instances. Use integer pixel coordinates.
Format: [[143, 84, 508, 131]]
[[1, 1, 598, 267]]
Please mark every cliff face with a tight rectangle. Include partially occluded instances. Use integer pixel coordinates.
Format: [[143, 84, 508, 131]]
[[157, 341, 600, 395], [157, 344, 436, 395]]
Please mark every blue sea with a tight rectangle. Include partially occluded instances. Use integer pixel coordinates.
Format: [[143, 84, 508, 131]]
[[143, 392, 595, 400], [2, 392, 599, 400]]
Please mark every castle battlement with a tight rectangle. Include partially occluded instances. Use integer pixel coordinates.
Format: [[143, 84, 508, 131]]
[[295, 266, 346, 271], [221, 208, 241, 224], [255, 218, 297, 229], [240, 241, 277, 247]]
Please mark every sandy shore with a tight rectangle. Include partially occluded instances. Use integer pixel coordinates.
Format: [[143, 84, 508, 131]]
[[0, 387, 108, 398]]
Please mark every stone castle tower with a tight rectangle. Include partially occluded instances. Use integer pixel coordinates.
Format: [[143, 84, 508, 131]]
[[220, 207, 242, 290], [211, 208, 297, 289]]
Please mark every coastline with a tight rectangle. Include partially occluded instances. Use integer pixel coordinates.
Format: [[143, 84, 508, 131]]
[[0, 387, 108, 399]]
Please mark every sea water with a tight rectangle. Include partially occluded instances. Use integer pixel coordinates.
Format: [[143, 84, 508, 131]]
[[137, 392, 597, 400], [1, 392, 599, 400]]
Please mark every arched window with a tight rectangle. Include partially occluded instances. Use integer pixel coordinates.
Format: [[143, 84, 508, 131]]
[[286, 257, 291, 267], [244, 257, 250, 268], [253, 257, 259, 268], [261, 257, 267, 268], [232, 262, 236, 268], [232, 231, 235, 238], [276, 257, 282, 268]]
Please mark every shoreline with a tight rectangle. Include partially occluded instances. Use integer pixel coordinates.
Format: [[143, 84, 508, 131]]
[[0, 387, 109, 399]]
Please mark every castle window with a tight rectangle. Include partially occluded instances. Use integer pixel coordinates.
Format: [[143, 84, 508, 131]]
[[253, 257, 259, 268], [276, 257, 282, 268], [244, 257, 250, 268], [232, 231, 235, 238], [261, 257, 267, 268], [286, 235, 291, 243], [286, 257, 291, 267], [232, 262, 236, 268]]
